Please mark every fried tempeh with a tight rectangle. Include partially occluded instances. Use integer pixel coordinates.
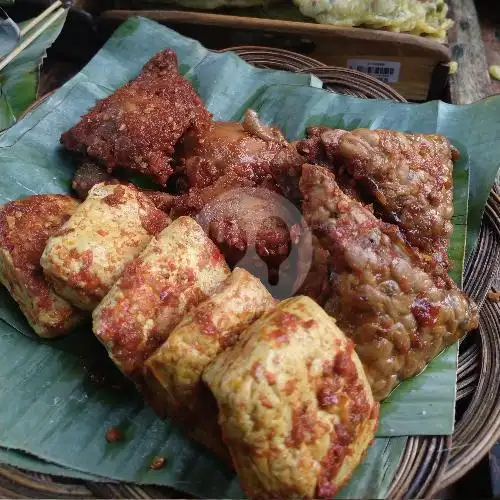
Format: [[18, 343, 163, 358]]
[[299, 164, 478, 400], [93, 216, 230, 380], [0, 195, 83, 337], [41, 183, 170, 311], [313, 127, 457, 269], [204, 296, 378, 499], [61, 49, 213, 186]]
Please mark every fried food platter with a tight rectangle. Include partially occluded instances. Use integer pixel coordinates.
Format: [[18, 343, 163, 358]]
[[0, 18, 499, 499]]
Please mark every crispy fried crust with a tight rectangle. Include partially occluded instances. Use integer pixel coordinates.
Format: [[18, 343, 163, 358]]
[[319, 128, 457, 269], [92, 216, 230, 380], [41, 183, 170, 311], [61, 49, 213, 186], [299, 164, 478, 400], [204, 296, 378, 499], [0, 195, 83, 337]]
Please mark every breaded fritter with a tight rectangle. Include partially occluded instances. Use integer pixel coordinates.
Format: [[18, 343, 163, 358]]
[[0, 195, 83, 337], [204, 296, 378, 499], [300, 164, 478, 400], [61, 49, 213, 186]]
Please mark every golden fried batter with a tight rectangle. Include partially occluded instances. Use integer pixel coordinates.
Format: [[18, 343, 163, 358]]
[[61, 49, 213, 186]]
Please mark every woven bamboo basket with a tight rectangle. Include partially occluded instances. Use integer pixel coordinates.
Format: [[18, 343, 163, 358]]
[[1, 47, 498, 499]]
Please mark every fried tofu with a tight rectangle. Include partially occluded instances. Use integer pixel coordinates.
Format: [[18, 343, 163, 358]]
[[204, 296, 378, 499], [144, 268, 275, 458], [93, 216, 230, 380], [0, 195, 83, 337], [41, 183, 170, 311]]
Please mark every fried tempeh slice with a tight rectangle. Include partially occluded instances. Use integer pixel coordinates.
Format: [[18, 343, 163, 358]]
[[144, 268, 275, 457], [314, 127, 458, 269], [93, 216, 230, 380], [204, 296, 378, 499], [0, 195, 83, 337], [299, 164, 478, 400], [41, 183, 170, 311], [61, 49, 213, 186]]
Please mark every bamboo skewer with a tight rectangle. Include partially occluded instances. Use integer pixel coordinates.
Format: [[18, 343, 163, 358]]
[[19, 0, 63, 37], [0, 2, 66, 72]]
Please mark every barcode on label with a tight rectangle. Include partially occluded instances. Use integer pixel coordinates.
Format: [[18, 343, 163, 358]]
[[346, 59, 401, 84]]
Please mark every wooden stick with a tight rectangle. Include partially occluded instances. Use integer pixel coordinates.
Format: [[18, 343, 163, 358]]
[[19, 1, 63, 37], [0, 7, 66, 72]]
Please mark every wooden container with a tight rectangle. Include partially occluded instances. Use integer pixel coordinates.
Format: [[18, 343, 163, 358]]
[[100, 9, 452, 101]]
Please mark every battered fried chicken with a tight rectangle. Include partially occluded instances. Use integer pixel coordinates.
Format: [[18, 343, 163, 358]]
[[299, 164, 478, 400], [61, 49, 213, 186], [309, 127, 457, 269]]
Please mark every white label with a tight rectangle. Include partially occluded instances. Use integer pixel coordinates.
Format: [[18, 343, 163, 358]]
[[347, 59, 401, 84]]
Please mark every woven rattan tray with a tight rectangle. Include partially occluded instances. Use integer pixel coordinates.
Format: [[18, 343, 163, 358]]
[[1, 47, 499, 499]]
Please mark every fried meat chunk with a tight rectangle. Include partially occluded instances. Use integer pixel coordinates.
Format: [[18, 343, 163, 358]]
[[61, 49, 213, 186], [172, 110, 287, 215], [204, 296, 378, 499], [299, 164, 478, 400], [0, 195, 83, 337]]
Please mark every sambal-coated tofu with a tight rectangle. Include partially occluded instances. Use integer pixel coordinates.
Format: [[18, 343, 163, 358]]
[[0, 195, 83, 337], [41, 183, 170, 311], [204, 296, 378, 499], [92, 216, 230, 380], [144, 268, 275, 458]]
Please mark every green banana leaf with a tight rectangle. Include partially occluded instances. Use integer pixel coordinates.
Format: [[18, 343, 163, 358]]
[[0, 11, 67, 131], [0, 16, 498, 498]]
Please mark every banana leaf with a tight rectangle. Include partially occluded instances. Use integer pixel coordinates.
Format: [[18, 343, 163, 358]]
[[0, 16, 498, 498], [0, 11, 67, 131]]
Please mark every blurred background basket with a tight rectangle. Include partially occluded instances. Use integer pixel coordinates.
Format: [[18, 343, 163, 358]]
[[0, 46, 499, 500]]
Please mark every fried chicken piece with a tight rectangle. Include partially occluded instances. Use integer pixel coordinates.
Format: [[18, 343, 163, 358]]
[[194, 186, 311, 299], [172, 110, 287, 215], [61, 49, 213, 186], [314, 127, 457, 269], [299, 164, 478, 400]]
